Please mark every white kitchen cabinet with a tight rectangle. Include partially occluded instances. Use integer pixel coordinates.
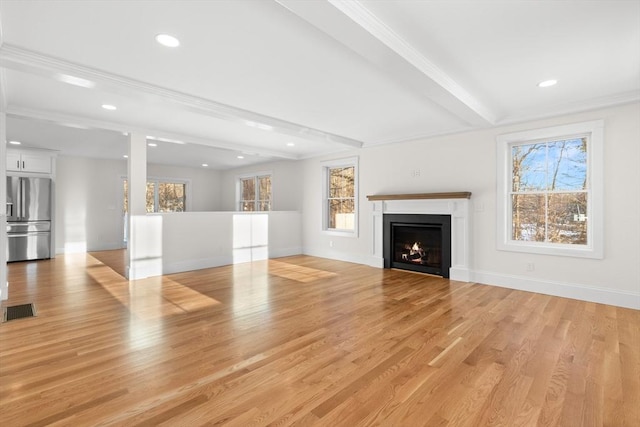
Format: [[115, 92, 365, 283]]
[[6, 152, 21, 172], [6, 150, 53, 174]]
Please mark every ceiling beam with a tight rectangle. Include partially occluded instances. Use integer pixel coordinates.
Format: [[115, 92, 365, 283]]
[[6, 106, 299, 160], [0, 44, 363, 150], [275, 0, 497, 128]]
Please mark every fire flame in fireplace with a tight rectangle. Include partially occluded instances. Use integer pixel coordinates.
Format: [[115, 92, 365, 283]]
[[401, 242, 426, 263]]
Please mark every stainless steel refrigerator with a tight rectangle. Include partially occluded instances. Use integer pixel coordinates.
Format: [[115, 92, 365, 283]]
[[6, 176, 52, 262]]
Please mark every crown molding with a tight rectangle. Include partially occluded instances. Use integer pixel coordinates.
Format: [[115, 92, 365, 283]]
[[362, 91, 640, 148], [496, 90, 640, 126], [0, 44, 363, 150], [6, 106, 299, 160], [361, 125, 476, 148]]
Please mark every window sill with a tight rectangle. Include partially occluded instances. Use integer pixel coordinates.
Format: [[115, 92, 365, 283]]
[[323, 229, 358, 238], [497, 240, 603, 259]]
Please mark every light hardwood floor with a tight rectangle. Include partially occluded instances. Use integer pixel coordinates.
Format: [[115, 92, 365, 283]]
[[1, 251, 638, 426]]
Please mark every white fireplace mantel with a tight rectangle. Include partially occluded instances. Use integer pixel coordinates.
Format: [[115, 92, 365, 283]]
[[369, 193, 471, 282]]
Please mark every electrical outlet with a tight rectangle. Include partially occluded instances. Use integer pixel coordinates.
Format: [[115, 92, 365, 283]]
[[414, 169, 420, 177], [526, 262, 535, 272], [329, 240, 334, 248]]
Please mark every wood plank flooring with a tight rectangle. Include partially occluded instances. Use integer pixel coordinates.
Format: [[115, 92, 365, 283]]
[[1, 251, 638, 426]]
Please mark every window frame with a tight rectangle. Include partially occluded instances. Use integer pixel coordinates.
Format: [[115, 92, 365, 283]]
[[122, 176, 191, 214], [496, 120, 603, 258], [236, 172, 272, 212], [322, 156, 359, 236]]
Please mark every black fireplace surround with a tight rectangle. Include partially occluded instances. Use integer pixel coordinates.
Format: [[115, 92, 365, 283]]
[[383, 214, 452, 278]]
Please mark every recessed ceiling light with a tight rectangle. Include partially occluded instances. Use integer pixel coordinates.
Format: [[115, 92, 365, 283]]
[[147, 142, 158, 147], [237, 155, 244, 159], [537, 79, 558, 88], [155, 34, 180, 48], [9, 140, 21, 145], [286, 142, 295, 147], [102, 104, 117, 110], [123, 155, 128, 158], [202, 163, 209, 167]]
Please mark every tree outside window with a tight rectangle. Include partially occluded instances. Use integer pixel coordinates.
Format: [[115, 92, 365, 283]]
[[328, 166, 355, 230], [123, 179, 186, 213], [322, 157, 358, 234], [511, 138, 587, 245], [239, 175, 271, 211]]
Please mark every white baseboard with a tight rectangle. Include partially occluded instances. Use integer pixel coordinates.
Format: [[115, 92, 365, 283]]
[[128, 257, 163, 280], [450, 267, 471, 282], [161, 247, 302, 275], [162, 255, 234, 275], [365, 255, 384, 268], [471, 270, 640, 310], [303, 246, 371, 266], [270, 246, 303, 258], [57, 243, 124, 254]]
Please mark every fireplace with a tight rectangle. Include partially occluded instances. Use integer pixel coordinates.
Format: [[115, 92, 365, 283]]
[[368, 193, 471, 281], [384, 214, 452, 277]]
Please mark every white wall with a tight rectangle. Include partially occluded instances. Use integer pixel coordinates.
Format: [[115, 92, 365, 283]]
[[136, 211, 302, 275], [55, 156, 222, 253], [147, 163, 222, 212], [301, 103, 640, 308], [56, 157, 125, 253], [220, 160, 303, 211]]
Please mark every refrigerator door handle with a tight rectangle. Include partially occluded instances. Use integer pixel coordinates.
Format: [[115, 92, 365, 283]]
[[20, 179, 25, 219], [6, 203, 13, 217]]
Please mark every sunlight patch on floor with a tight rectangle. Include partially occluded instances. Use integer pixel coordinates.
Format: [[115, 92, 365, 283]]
[[267, 259, 338, 283], [85, 254, 220, 321]]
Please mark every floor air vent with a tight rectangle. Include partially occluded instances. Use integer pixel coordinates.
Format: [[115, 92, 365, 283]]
[[3, 303, 37, 322]]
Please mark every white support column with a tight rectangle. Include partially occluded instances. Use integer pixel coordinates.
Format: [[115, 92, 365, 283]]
[[127, 132, 146, 279], [126, 133, 163, 280], [127, 133, 147, 217], [0, 112, 7, 300]]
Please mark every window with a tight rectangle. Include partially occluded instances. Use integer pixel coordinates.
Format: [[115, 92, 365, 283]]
[[123, 178, 187, 213], [497, 120, 603, 258], [322, 157, 358, 234], [238, 174, 271, 211]]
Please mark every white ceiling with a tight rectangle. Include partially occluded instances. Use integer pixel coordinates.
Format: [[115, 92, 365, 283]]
[[1, 0, 638, 169]]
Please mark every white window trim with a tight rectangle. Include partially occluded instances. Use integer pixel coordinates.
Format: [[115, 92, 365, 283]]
[[236, 171, 273, 211], [321, 156, 359, 237], [496, 120, 603, 259]]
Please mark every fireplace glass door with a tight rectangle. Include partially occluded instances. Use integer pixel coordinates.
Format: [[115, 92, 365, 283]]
[[393, 225, 442, 270], [383, 214, 451, 277]]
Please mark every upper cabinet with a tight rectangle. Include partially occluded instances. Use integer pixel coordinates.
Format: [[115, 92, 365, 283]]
[[7, 149, 54, 174]]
